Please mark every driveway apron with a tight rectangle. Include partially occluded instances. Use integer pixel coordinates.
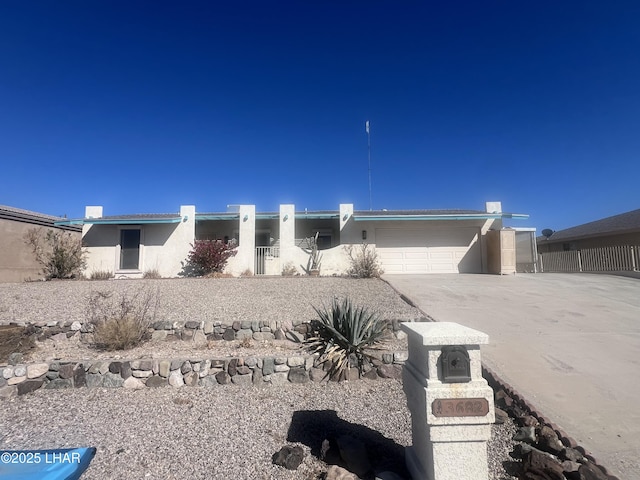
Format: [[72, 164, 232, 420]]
[[384, 273, 640, 479]]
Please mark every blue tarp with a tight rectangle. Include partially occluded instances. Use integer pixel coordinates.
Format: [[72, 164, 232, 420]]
[[0, 447, 96, 480]]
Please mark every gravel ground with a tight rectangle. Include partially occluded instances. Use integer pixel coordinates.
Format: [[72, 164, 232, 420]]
[[0, 381, 518, 480], [0, 278, 518, 479], [0, 277, 425, 327]]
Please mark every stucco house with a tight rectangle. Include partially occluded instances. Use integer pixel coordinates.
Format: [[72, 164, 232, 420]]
[[55, 201, 530, 278], [0, 205, 82, 283], [537, 208, 640, 253]]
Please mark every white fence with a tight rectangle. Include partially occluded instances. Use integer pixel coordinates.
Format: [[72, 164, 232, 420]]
[[540, 245, 639, 273]]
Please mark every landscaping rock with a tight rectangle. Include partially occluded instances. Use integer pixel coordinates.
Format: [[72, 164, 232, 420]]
[[146, 376, 167, 388], [215, 371, 231, 385], [86, 374, 104, 388], [13, 364, 26, 377], [272, 445, 304, 470], [325, 465, 357, 480], [577, 462, 609, 480], [7, 376, 26, 385], [262, 358, 275, 375], [17, 379, 44, 396], [376, 364, 402, 379], [184, 371, 199, 386], [73, 364, 86, 387], [120, 362, 132, 379], [538, 425, 564, 455], [288, 368, 309, 384], [0, 385, 17, 399], [103, 372, 124, 388], [514, 426, 536, 444], [123, 377, 145, 389], [231, 374, 252, 386], [180, 361, 192, 374], [169, 370, 184, 387], [522, 449, 564, 480], [108, 362, 122, 374], [309, 368, 328, 382], [494, 407, 509, 425], [2, 366, 13, 379], [159, 360, 171, 378], [45, 378, 73, 389], [27, 363, 49, 378]]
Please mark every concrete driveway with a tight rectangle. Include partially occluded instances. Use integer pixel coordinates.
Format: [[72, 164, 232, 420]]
[[384, 273, 640, 479]]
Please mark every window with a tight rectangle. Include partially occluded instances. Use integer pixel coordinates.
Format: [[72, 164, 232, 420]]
[[120, 229, 141, 270]]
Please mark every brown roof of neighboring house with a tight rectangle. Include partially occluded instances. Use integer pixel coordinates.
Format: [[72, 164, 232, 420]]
[[539, 208, 640, 243], [0, 205, 81, 231]]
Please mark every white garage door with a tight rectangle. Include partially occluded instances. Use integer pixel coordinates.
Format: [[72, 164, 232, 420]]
[[375, 228, 481, 274]]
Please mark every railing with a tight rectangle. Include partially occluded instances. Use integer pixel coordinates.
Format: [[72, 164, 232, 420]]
[[540, 245, 639, 273], [255, 247, 280, 275]]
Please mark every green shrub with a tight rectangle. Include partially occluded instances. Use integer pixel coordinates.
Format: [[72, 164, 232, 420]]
[[345, 243, 383, 278], [306, 297, 388, 379], [25, 228, 86, 279], [90, 270, 113, 280], [88, 287, 158, 350], [183, 240, 237, 276]]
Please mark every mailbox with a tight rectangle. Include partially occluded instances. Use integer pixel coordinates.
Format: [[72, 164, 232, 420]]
[[441, 345, 471, 383]]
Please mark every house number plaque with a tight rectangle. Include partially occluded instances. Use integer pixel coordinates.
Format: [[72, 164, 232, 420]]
[[432, 398, 490, 417]]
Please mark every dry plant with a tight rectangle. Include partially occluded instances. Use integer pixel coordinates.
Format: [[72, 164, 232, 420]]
[[24, 227, 86, 279], [143, 269, 162, 279], [90, 270, 113, 280], [345, 243, 383, 278], [0, 325, 35, 363], [87, 287, 159, 350]]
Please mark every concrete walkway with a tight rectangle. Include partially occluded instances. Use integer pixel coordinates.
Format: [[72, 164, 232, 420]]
[[384, 273, 640, 479]]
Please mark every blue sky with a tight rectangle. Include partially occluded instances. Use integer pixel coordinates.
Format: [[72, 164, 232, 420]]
[[1, 1, 639, 232]]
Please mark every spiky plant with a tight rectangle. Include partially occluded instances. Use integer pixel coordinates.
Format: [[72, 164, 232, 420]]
[[306, 297, 388, 380]]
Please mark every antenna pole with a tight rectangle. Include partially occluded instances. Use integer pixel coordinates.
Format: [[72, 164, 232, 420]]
[[366, 120, 372, 211]]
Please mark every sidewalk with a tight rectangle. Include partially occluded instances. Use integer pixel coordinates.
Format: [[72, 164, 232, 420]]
[[384, 273, 640, 479]]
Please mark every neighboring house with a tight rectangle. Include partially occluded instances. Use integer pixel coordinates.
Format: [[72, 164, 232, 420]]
[[537, 209, 640, 253], [536, 209, 640, 274], [55, 201, 530, 278], [0, 205, 82, 283]]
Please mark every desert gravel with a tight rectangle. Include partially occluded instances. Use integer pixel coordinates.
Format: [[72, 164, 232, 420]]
[[0, 277, 518, 479]]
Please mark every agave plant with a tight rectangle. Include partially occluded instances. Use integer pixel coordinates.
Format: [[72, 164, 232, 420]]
[[306, 297, 388, 379]]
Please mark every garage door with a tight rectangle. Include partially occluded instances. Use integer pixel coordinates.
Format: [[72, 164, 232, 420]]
[[375, 228, 481, 274]]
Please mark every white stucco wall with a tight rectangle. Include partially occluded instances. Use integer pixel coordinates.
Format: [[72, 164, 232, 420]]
[[225, 205, 255, 276]]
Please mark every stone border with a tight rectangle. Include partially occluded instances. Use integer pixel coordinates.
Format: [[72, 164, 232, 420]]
[[483, 366, 620, 480], [0, 352, 407, 398], [4, 318, 411, 345]]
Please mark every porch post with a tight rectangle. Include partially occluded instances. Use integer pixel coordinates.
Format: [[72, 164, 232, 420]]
[[279, 204, 295, 274], [238, 205, 256, 274]]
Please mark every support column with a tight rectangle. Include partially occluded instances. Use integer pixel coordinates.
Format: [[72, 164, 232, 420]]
[[238, 205, 256, 274], [401, 322, 495, 480], [279, 204, 295, 273]]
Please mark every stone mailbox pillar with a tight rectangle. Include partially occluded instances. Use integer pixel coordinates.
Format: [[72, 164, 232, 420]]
[[401, 322, 495, 480]]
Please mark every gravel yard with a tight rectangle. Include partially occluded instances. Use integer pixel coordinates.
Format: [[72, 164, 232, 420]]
[[0, 277, 518, 479]]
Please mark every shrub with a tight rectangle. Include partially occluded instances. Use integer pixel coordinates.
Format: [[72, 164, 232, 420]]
[[306, 297, 388, 379], [24, 228, 86, 279], [90, 270, 113, 280], [143, 269, 162, 279], [184, 240, 237, 276], [345, 243, 383, 278], [88, 287, 158, 350]]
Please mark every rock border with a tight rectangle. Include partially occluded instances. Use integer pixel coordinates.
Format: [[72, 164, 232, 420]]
[[0, 352, 406, 398], [484, 366, 620, 480]]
